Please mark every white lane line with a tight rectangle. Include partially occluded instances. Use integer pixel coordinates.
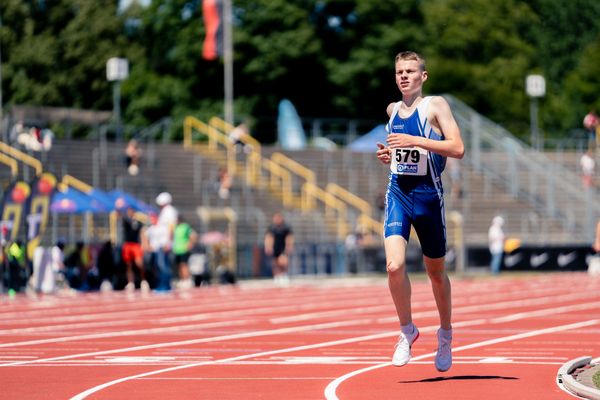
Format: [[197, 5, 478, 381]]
[[4, 288, 598, 358], [9, 360, 569, 368], [68, 316, 598, 400], [273, 285, 600, 325], [323, 319, 600, 400], [0, 297, 378, 336], [0, 318, 374, 368], [0, 288, 577, 348], [66, 318, 487, 400], [376, 291, 600, 323], [491, 300, 600, 323], [0, 319, 252, 348], [137, 377, 339, 380], [0, 286, 388, 321], [0, 290, 388, 330], [0, 276, 575, 325]]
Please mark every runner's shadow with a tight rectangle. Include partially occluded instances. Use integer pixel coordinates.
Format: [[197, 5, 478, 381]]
[[399, 375, 519, 383]]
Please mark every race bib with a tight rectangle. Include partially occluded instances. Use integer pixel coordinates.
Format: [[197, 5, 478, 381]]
[[390, 147, 428, 176]]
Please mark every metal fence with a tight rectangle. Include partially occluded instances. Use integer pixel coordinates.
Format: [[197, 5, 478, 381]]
[[447, 95, 599, 243]]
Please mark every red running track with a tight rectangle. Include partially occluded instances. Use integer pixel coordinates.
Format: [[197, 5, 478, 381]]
[[0, 272, 599, 399]]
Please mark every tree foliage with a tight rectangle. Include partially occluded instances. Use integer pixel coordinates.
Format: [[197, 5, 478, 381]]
[[2, 0, 600, 142]]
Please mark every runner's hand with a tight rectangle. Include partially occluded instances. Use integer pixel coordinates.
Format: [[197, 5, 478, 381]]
[[376, 142, 391, 164]]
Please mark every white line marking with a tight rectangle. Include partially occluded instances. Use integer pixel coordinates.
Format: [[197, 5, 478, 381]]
[[0, 318, 374, 367], [5, 285, 597, 365], [71, 320, 600, 400], [66, 319, 486, 400], [5, 287, 597, 351], [376, 291, 600, 323], [273, 285, 600, 324], [323, 319, 600, 400], [0, 319, 252, 348], [135, 377, 338, 380]]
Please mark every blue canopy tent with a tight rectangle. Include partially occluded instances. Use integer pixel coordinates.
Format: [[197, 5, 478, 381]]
[[88, 188, 116, 212], [347, 124, 388, 152], [50, 187, 113, 244], [108, 190, 156, 214], [51, 187, 109, 214]]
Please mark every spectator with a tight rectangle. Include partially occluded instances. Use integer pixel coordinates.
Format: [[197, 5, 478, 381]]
[[345, 225, 365, 274], [375, 190, 386, 220], [121, 207, 149, 292], [7, 239, 26, 293], [50, 241, 67, 292], [594, 220, 600, 253], [64, 241, 91, 290], [9, 120, 25, 143], [217, 167, 232, 200], [156, 192, 178, 286], [590, 220, 600, 276], [228, 122, 252, 154], [580, 148, 595, 189], [264, 212, 294, 286], [30, 241, 66, 294], [173, 217, 198, 290], [156, 192, 178, 234], [488, 216, 505, 275], [96, 241, 116, 291], [124, 139, 142, 175], [142, 214, 172, 291], [446, 157, 463, 202], [583, 109, 599, 145]]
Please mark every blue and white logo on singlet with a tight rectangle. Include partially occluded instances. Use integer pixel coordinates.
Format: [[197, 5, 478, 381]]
[[397, 164, 418, 174]]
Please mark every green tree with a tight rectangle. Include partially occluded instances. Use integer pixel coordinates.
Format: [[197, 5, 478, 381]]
[[527, 0, 600, 135], [2, 0, 128, 110], [421, 0, 537, 137], [3, 0, 600, 144]]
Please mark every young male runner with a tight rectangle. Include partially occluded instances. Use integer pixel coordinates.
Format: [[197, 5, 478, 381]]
[[376, 51, 464, 372]]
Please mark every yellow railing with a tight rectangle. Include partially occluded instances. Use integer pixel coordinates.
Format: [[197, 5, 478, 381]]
[[183, 116, 236, 176], [0, 141, 42, 176], [302, 182, 348, 239], [183, 116, 371, 240], [325, 183, 372, 216], [325, 182, 383, 237], [62, 174, 93, 193], [183, 116, 210, 149], [271, 152, 316, 209], [209, 117, 262, 153], [357, 213, 383, 237], [261, 157, 293, 208], [247, 151, 262, 186], [209, 117, 262, 186], [0, 153, 18, 177]]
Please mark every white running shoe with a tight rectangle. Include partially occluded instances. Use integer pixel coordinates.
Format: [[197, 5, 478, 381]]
[[100, 280, 113, 292], [140, 280, 151, 292], [435, 328, 452, 372], [392, 326, 420, 366], [177, 278, 193, 290], [125, 282, 135, 292]]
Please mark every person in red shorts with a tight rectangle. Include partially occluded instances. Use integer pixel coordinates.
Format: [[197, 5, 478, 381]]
[[121, 207, 149, 292]]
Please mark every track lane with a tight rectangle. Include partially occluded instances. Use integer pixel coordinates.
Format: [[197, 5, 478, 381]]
[[0, 273, 598, 400]]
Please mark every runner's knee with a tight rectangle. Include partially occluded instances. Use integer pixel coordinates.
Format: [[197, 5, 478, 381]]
[[426, 267, 446, 284], [386, 260, 406, 274]]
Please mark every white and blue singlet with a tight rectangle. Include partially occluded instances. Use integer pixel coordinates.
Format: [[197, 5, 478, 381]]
[[383, 96, 447, 259]]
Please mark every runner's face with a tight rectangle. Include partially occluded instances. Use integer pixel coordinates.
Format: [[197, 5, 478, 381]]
[[395, 59, 427, 96]]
